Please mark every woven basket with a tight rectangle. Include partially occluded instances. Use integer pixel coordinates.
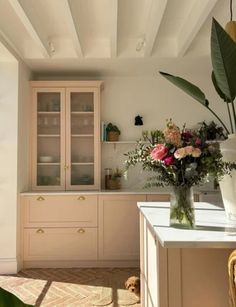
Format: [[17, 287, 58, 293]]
[[107, 131, 119, 141], [107, 178, 121, 190]]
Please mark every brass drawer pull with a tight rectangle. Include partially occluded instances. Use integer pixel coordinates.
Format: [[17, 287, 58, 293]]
[[36, 228, 44, 234], [78, 196, 85, 201], [37, 196, 45, 201], [77, 228, 85, 234]]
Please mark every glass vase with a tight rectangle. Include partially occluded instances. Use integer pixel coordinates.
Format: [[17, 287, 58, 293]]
[[170, 186, 195, 228]]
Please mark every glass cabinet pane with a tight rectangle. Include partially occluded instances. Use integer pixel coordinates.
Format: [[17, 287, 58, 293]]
[[71, 92, 94, 112], [36, 92, 62, 187]]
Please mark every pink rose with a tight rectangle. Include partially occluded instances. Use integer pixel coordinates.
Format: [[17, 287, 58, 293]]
[[163, 155, 174, 166], [151, 144, 168, 161], [192, 148, 201, 157], [185, 146, 193, 155], [174, 147, 186, 159]]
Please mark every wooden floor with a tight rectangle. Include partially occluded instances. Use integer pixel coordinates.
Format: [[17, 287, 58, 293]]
[[0, 268, 141, 307]]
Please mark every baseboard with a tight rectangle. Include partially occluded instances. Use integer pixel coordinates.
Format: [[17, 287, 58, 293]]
[[0, 258, 18, 274], [23, 260, 140, 269]]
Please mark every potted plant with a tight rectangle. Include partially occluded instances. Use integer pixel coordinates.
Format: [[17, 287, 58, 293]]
[[106, 123, 121, 141], [159, 18, 236, 221]]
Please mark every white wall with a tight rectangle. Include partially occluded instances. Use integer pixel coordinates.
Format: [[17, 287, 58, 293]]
[[100, 70, 228, 189], [35, 58, 228, 190], [0, 60, 19, 273]]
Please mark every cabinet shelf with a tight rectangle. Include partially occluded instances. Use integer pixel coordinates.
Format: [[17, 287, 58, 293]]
[[38, 112, 60, 115], [71, 162, 94, 165], [38, 134, 60, 137], [71, 111, 94, 115], [37, 163, 60, 165], [71, 134, 94, 137]]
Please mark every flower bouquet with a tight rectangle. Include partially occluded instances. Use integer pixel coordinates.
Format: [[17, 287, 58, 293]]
[[125, 120, 235, 228]]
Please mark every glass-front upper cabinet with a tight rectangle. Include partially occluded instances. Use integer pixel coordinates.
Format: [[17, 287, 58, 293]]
[[31, 81, 102, 191]]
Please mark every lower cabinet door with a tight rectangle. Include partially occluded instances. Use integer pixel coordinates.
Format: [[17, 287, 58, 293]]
[[98, 194, 146, 260], [24, 227, 97, 261]]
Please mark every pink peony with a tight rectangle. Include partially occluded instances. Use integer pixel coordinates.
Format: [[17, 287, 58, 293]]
[[174, 147, 186, 159], [192, 147, 201, 157], [163, 155, 174, 166], [151, 144, 168, 161]]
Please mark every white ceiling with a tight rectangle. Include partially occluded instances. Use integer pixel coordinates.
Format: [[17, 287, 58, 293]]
[[0, 0, 232, 74]]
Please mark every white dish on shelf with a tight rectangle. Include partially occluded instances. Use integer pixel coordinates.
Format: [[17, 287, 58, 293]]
[[39, 156, 53, 163]]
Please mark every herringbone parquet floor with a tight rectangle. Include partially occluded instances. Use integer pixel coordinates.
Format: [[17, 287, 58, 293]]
[[0, 268, 141, 307]]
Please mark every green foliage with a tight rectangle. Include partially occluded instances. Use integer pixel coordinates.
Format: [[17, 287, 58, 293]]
[[198, 121, 226, 140], [160, 18, 236, 135], [124, 125, 236, 189], [0, 287, 34, 307]]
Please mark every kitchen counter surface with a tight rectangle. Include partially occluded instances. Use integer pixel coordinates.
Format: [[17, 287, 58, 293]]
[[20, 188, 221, 196], [138, 202, 235, 248]]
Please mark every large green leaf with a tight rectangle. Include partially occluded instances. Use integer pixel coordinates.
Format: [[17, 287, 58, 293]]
[[159, 72, 209, 107], [0, 287, 33, 307], [211, 71, 232, 102], [211, 18, 236, 101]]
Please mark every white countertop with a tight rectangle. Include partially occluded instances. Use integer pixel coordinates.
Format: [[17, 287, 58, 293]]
[[20, 189, 219, 196], [137, 202, 236, 249]]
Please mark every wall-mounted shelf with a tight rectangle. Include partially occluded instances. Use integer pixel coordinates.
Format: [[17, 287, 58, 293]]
[[102, 141, 137, 144], [102, 140, 147, 150]]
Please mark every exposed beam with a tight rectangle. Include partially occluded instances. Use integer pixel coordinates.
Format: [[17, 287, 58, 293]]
[[177, 0, 218, 57], [63, 0, 83, 57], [8, 0, 50, 58], [144, 0, 168, 57], [110, 0, 118, 57], [0, 29, 24, 60]]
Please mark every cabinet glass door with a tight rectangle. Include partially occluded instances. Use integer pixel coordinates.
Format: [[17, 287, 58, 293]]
[[66, 89, 99, 190], [32, 89, 65, 190]]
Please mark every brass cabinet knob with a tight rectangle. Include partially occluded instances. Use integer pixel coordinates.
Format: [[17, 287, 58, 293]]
[[78, 196, 85, 201], [77, 228, 85, 234], [36, 228, 44, 234], [64, 165, 69, 170], [37, 196, 45, 201]]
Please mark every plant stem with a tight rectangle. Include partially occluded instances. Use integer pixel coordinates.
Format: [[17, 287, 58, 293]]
[[227, 102, 234, 133], [207, 106, 230, 135], [231, 101, 236, 133]]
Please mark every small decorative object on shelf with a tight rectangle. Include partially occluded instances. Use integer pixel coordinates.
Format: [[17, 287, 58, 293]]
[[106, 168, 122, 190], [104, 168, 112, 189], [125, 119, 236, 228], [106, 123, 121, 141], [135, 115, 143, 126]]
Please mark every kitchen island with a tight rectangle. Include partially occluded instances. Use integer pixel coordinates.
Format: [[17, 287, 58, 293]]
[[138, 202, 236, 307]]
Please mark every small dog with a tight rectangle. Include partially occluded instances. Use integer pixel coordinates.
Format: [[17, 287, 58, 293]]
[[125, 276, 140, 297]]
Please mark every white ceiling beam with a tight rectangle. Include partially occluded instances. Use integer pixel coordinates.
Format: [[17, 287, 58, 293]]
[[177, 0, 218, 57], [110, 0, 118, 57], [8, 0, 50, 58], [62, 0, 83, 57], [144, 0, 168, 57], [0, 29, 24, 60]]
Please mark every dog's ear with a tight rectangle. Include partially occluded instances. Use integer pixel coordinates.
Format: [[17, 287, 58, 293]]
[[136, 278, 140, 288]]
